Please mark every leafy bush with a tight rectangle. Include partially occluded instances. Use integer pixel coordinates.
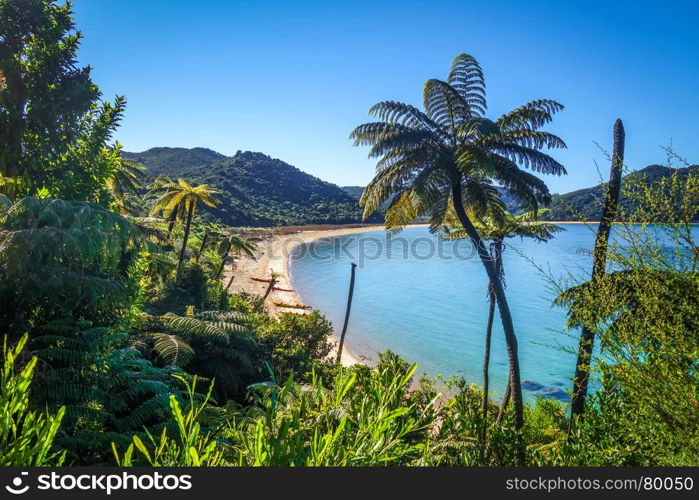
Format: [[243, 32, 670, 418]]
[[0, 197, 140, 337], [135, 309, 259, 403], [0, 334, 65, 466], [113, 376, 224, 466], [226, 352, 435, 466], [258, 312, 334, 382]]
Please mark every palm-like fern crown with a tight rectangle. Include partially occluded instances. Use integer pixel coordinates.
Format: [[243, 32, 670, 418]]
[[351, 53, 566, 230], [108, 158, 147, 214], [445, 207, 564, 243], [150, 178, 221, 218], [220, 234, 257, 259]]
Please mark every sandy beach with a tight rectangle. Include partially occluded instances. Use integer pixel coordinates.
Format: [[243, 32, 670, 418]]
[[222, 221, 592, 368], [223, 224, 389, 367]]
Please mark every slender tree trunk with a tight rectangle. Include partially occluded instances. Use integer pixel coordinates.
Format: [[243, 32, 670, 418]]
[[226, 273, 235, 291], [166, 208, 178, 237], [495, 373, 513, 425], [482, 241, 503, 458], [336, 262, 357, 364], [176, 201, 196, 280], [450, 180, 525, 463], [216, 245, 230, 279], [481, 281, 496, 456], [262, 273, 277, 301], [196, 233, 209, 262], [569, 119, 625, 419]]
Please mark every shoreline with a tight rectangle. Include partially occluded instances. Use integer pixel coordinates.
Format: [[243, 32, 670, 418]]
[[221, 220, 636, 369], [224, 224, 396, 367]]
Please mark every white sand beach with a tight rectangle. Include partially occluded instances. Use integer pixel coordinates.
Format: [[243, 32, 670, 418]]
[[223, 225, 390, 366]]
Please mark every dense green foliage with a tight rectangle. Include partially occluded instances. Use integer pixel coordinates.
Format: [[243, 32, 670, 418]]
[[0, 0, 124, 201], [114, 376, 225, 466], [1, 333, 65, 466], [125, 148, 381, 226], [0, 1, 696, 469]]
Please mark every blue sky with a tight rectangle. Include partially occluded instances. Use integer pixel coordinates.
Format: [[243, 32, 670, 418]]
[[72, 0, 699, 193]]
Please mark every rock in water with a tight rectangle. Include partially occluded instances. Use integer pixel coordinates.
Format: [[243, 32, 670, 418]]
[[521, 380, 545, 392]]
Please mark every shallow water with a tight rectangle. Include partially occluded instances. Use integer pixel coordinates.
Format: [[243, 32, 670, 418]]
[[288, 224, 696, 402]]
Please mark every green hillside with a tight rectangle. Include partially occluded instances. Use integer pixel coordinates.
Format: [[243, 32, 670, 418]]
[[123, 147, 225, 178], [124, 148, 378, 226], [341, 185, 365, 200], [124, 147, 697, 225], [346, 165, 698, 222], [545, 164, 699, 221]]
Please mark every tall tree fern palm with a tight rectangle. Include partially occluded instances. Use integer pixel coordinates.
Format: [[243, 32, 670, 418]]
[[351, 53, 566, 451], [445, 208, 562, 452], [216, 233, 257, 279], [145, 176, 184, 237], [107, 156, 147, 215], [150, 179, 221, 279]]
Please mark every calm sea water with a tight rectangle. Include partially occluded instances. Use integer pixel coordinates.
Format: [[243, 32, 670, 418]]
[[288, 224, 696, 401]]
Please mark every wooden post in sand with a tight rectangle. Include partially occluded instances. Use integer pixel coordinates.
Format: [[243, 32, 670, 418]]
[[336, 262, 357, 364]]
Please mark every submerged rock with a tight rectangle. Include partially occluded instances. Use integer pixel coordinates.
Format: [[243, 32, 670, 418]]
[[522, 380, 545, 392], [540, 387, 569, 402]]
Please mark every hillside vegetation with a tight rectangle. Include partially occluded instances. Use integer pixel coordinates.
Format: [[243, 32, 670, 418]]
[[345, 165, 699, 222], [2, 1, 697, 468], [545, 164, 699, 221], [125, 148, 378, 226]]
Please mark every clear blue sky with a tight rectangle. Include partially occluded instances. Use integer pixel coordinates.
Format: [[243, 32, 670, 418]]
[[72, 0, 699, 193]]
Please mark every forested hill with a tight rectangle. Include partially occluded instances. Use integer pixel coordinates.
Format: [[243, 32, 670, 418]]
[[123, 148, 378, 226], [545, 164, 699, 221], [344, 165, 698, 222], [123, 147, 226, 178]]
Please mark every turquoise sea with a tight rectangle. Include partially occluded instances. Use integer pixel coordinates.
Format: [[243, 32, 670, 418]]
[[288, 224, 696, 402]]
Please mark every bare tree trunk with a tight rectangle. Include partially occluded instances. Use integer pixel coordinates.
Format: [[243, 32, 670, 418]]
[[216, 244, 230, 279], [481, 282, 495, 456], [570, 119, 625, 420], [451, 180, 525, 463], [495, 373, 513, 425], [196, 232, 209, 262], [262, 273, 277, 301], [176, 201, 195, 280], [336, 262, 357, 364]]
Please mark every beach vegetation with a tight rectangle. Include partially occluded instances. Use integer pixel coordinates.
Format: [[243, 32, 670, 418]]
[[0, 0, 696, 469], [351, 53, 567, 458]]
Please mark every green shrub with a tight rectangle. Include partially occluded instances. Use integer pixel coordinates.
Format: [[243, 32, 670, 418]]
[[113, 376, 224, 466], [258, 312, 334, 381], [226, 352, 435, 466], [0, 334, 65, 466]]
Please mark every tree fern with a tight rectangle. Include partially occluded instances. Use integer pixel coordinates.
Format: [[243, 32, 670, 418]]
[[136, 310, 258, 402], [351, 53, 567, 454]]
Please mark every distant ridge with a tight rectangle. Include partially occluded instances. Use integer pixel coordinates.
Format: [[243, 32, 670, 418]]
[[344, 164, 699, 222], [123, 147, 380, 227], [545, 164, 699, 221], [124, 147, 697, 225], [123, 147, 225, 178]]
